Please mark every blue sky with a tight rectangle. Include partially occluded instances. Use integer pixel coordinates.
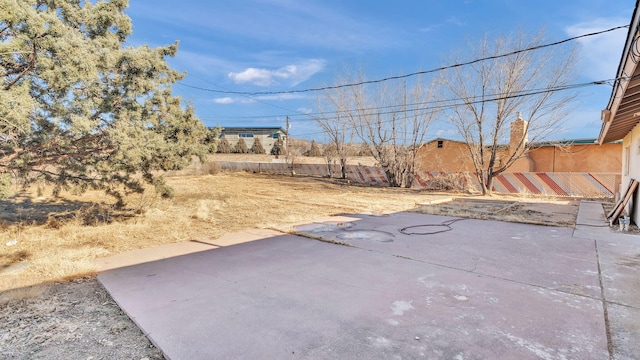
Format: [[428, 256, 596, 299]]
[[125, 0, 635, 141]]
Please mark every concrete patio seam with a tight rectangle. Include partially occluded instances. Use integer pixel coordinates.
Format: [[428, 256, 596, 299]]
[[298, 234, 607, 305], [594, 240, 614, 360]]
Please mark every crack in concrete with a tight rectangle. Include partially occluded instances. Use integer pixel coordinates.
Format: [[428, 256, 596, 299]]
[[372, 247, 609, 305], [293, 232, 354, 247], [595, 240, 614, 360], [300, 231, 638, 314]]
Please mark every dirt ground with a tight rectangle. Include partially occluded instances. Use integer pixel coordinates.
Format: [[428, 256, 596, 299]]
[[415, 197, 581, 227], [0, 171, 599, 359], [0, 277, 163, 360]]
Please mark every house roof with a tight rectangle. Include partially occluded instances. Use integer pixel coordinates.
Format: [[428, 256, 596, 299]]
[[426, 137, 619, 147], [532, 138, 599, 146], [598, 2, 640, 143], [425, 137, 467, 145], [219, 127, 285, 133]]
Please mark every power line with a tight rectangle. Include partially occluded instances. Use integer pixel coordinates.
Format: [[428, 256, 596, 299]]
[[203, 78, 612, 125], [183, 74, 307, 118], [179, 25, 628, 96], [291, 78, 613, 138]]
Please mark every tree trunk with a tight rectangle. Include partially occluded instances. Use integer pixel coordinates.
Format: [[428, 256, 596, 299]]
[[485, 173, 494, 196], [325, 157, 334, 178], [340, 157, 347, 179], [384, 168, 400, 187]]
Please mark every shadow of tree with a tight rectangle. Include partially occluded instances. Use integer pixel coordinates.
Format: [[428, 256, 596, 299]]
[[0, 192, 135, 226]]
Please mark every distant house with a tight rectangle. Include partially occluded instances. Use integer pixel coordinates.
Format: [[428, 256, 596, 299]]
[[218, 127, 286, 154], [598, 2, 640, 225], [417, 120, 621, 173]]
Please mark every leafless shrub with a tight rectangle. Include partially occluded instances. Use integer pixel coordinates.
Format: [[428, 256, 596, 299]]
[[202, 161, 221, 175], [317, 70, 440, 187], [421, 172, 478, 193]]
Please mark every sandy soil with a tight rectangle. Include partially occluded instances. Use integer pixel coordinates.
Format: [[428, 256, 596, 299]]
[[0, 172, 593, 359]]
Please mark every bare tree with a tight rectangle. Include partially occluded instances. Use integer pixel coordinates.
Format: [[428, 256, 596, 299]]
[[285, 138, 306, 175], [316, 71, 438, 187], [349, 76, 439, 187], [440, 31, 577, 195], [315, 79, 354, 179]]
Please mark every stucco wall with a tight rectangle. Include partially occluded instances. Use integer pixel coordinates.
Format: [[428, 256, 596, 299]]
[[418, 140, 622, 173], [510, 143, 622, 173], [416, 141, 476, 172], [622, 124, 640, 225]]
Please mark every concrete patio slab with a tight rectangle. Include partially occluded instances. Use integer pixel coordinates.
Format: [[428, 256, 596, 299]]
[[570, 200, 640, 360], [95, 240, 216, 272], [96, 229, 282, 272], [296, 213, 602, 299], [97, 204, 640, 359], [100, 233, 608, 359]]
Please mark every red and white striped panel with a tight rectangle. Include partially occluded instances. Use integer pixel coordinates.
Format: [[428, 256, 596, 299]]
[[217, 162, 618, 198]]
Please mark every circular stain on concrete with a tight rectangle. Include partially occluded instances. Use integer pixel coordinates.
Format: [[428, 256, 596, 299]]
[[337, 230, 395, 242]]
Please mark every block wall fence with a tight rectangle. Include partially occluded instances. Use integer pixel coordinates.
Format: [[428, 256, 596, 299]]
[[208, 161, 619, 198]]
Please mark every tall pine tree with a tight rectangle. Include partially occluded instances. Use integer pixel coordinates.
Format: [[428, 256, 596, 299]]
[[251, 138, 266, 154], [234, 138, 249, 154], [0, 0, 207, 202], [217, 138, 232, 153]]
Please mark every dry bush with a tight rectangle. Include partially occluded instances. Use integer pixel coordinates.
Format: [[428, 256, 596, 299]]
[[192, 200, 210, 220], [202, 161, 222, 175], [44, 203, 133, 228], [422, 173, 474, 192], [165, 157, 222, 177]]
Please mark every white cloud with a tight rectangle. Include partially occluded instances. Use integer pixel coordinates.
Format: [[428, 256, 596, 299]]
[[213, 97, 235, 104], [228, 68, 275, 86], [254, 94, 307, 101], [209, 93, 306, 105], [565, 18, 628, 80], [419, 25, 439, 33], [446, 16, 466, 27], [228, 59, 327, 87]]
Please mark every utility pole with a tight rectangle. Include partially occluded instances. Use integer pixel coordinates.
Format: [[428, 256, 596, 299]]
[[285, 116, 292, 175], [285, 116, 289, 154]]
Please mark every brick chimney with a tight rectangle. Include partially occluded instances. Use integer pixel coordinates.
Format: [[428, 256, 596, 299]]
[[509, 112, 528, 153]]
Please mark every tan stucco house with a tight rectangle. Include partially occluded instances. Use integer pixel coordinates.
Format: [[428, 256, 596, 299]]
[[418, 128, 621, 174], [219, 127, 286, 154], [599, 3, 640, 225]]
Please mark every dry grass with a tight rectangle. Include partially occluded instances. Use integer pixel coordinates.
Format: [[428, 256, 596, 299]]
[[0, 172, 449, 293], [0, 171, 584, 294], [414, 196, 580, 227]]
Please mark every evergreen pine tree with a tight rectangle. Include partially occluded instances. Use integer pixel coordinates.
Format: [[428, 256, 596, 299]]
[[217, 138, 232, 153], [251, 138, 266, 154], [0, 0, 207, 201], [307, 140, 322, 157], [234, 138, 249, 154], [203, 127, 222, 153], [271, 138, 284, 156]]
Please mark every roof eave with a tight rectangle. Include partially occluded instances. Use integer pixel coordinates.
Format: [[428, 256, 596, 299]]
[[599, 1, 640, 144]]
